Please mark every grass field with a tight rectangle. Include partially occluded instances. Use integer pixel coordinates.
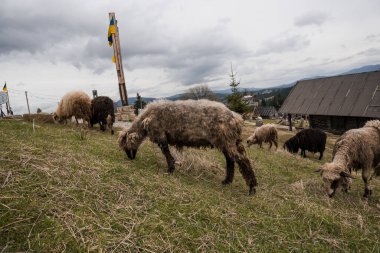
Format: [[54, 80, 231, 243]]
[[1, 119, 380, 252]]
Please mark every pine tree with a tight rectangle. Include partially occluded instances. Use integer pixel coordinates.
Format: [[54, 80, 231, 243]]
[[134, 93, 147, 115], [227, 66, 250, 114]]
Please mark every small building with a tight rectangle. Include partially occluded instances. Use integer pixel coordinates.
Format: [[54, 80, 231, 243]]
[[257, 106, 278, 119], [242, 95, 259, 107], [279, 71, 380, 133]]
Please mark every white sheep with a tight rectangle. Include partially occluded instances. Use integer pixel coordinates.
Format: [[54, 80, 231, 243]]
[[53, 91, 91, 125], [247, 124, 278, 149], [316, 120, 380, 197]]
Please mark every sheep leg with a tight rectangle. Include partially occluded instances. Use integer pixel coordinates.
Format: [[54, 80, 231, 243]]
[[274, 140, 278, 150], [109, 124, 114, 135], [75, 117, 79, 125], [318, 151, 324, 160], [107, 118, 114, 135], [269, 141, 272, 150], [160, 144, 175, 173], [362, 167, 373, 197], [100, 121, 106, 131], [232, 143, 257, 195], [222, 150, 235, 185], [375, 163, 380, 176]]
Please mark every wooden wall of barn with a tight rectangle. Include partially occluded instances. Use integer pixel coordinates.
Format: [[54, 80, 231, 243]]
[[309, 115, 376, 134]]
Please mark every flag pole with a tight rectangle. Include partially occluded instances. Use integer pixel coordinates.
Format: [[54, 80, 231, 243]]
[[109, 12, 128, 106], [4, 82, 12, 115]]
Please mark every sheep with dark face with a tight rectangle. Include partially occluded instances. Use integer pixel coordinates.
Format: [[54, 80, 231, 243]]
[[247, 124, 278, 149], [118, 99, 258, 195], [316, 120, 380, 198], [284, 128, 326, 160], [53, 91, 91, 125], [90, 96, 115, 134]]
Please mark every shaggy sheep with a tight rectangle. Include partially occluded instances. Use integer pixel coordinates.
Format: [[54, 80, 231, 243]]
[[118, 99, 258, 195], [247, 124, 278, 149], [90, 96, 115, 134], [53, 91, 91, 125], [316, 120, 380, 198], [284, 128, 326, 160]]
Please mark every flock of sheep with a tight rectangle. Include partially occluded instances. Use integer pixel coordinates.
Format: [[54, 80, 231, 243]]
[[53, 91, 115, 134], [53, 91, 380, 198]]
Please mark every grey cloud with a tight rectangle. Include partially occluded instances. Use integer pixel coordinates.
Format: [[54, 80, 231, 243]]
[[0, 1, 102, 55], [119, 19, 246, 85], [294, 11, 329, 26], [357, 47, 380, 56], [254, 34, 310, 56], [365, 34, 380, 42], [0, 0, 245, 85]]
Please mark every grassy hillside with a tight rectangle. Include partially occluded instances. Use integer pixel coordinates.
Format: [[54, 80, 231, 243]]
[[1, 120, 379, 252]]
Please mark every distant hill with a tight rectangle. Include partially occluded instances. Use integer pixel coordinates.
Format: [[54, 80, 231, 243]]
[[212, 87, 260, 95], [342, 64, 380, 75], [114, 97, 156, 108]]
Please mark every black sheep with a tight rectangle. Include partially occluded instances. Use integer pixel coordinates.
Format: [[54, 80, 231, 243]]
[[284, 128, 327, 160], [90, 96, 115, 134]]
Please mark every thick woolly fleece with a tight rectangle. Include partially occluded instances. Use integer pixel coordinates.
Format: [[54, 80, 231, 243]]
[[247, 124, 278, 149], [118, 99, 258, 194], [53, 91, 91, 124], [319, 120, 380, 197], [90, 96, 115, 134]]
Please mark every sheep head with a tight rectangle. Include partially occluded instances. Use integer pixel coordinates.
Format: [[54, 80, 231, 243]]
[[118, 130, 142, 160], [284, 138, 299, 154], [246, 134, 257, 147], [315, 163, 354, 197], [52, 113, 65, 124]]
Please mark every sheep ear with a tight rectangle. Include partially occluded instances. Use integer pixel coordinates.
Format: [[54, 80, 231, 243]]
[[118, 131, 128, 149], [340, 171, 355, 179]]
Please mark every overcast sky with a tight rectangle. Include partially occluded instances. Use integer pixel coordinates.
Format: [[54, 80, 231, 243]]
[[0, 0, 379, 114]]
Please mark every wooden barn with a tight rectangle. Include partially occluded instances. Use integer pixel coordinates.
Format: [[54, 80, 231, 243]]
[[279, 71, 380, 134]]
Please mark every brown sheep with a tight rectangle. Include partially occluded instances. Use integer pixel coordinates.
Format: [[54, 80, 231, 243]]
[[90, 96, 115, 134], [247, 124, 278, 149], [316, 120, 380, 198], [118, 99, 258, 195], [53, 91, 91, 125]]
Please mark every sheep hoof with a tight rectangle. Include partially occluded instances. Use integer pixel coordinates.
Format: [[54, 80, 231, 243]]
[[363, 189, 372, 198], [249, 187, 256, 195], [222, 179, 232, 185]]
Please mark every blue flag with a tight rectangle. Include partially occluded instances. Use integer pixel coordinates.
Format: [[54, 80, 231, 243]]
[[108, 17, 115, 46]]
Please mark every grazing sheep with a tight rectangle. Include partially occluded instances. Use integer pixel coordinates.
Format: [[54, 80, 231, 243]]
[[118, 99, 258, 195], [90, 96, 115, 134], [53, 91, 91, 125], [316, 120, 380, 198], [247, 124, 278, 149], [284, 128, 326, 160]]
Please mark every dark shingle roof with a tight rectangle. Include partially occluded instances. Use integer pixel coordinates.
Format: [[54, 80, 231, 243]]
[[279, 71, 380, 118], [257, 106, 277, 117]]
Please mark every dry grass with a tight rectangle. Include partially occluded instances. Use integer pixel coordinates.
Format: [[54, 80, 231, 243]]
[[1, 120, 380, 252]]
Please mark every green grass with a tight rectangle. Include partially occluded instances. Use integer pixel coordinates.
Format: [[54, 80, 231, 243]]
[[1, 120, 379, 252]]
